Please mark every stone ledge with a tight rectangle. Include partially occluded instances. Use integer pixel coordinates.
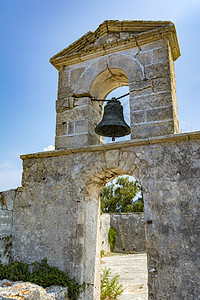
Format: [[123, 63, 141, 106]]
[[20, 131, 200, 160]]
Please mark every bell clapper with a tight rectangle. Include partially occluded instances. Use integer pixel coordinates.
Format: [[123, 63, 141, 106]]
[[112, 126, 115, 141]]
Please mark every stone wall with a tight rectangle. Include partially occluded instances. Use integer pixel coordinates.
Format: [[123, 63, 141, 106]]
[[0, 189, 15, 264], [100, 214, 110, 254], [11, 132, 200, 300], [100, 213, 146, 254], [110, 213, 146, 253]]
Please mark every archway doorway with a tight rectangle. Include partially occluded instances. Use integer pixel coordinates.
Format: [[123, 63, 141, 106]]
[[99, 175, 148, 299]]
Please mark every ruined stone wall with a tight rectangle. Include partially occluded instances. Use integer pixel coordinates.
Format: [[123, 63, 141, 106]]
[[100, 213, 146, 254], [110, 213, 146, 253], [100, 214, 110, 254], [11, 133, 200, 300], [0, 189, 15, 264]]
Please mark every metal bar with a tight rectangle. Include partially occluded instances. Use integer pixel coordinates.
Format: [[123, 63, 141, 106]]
[[91, 92, 130, 102], [116, 92, 130, 100]]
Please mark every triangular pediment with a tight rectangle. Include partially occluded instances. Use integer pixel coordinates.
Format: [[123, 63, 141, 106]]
[[50, 20, 180, 69]]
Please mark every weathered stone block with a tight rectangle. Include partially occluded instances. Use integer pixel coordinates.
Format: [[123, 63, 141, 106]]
[[130, 92, 172, 111], [152, 46, 169, 64], [110, 213, 146, 253], [58, 70, 69, 87], [56, 97, 74, 112], [129, 80, 153, 96], [70, 67, 85, 85], [56, 106, 88, 123], [68, 121, 74, 135], [0, 211, 12, 236], [130, 110, 146, 124], [75, 119, 88, 133], [0, 189, 15, 211], [140, 39, 168, 52], [100, 214, 110, 254], [56, 123, 67, 136], [130, 79, 152, 91], [55, 133, 100, 149], [136, 50, 152, 66], [74, 97, 90, 107], [145, 62, 170, 80], [153, 77, 171, 93], [105, 150, 119, 169], [57, 86, 74, 99], [146, 106, 173, 122], [131, 120, 175, 138]]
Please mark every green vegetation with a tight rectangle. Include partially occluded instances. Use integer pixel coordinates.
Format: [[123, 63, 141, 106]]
[[0, 258, 85, 299], [100, 249, 105, 258], [0, 234, 12, 262], [0, 258, 123, 299], [108, 227, 117, 251], [100, 176, 144, 213], [100, 267, 123, 300]]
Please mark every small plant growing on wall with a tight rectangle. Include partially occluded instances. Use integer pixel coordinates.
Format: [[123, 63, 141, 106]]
[[100, 267, 123, 300], [0, 234, 12, 263], [108, 227, 117, 251]]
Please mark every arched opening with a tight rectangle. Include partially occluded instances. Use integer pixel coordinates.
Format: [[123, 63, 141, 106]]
[[99, 175, 148, 299], [90, 68, 131, 145], [103, 86, 130, 144]]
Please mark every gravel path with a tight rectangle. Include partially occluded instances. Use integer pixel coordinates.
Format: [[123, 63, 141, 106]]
[[101, 253, 148, 300]]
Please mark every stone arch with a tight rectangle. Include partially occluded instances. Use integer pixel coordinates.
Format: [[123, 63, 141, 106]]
[[74, 53, 143, 97], [78, 149, 148, 299], [90, 68, 129, 100]]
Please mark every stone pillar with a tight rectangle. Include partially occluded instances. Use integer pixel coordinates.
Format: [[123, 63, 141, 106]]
[[55, 65, 102, 150], [130, 39, 179, 139]]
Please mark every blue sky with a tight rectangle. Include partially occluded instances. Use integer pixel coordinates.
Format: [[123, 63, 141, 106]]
[[0, 0, 200, 191]]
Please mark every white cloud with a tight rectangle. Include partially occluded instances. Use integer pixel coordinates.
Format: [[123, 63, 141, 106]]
[[43, 145, 55, 152]]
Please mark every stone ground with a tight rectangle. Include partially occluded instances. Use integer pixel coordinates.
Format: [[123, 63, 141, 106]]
[[101, 253, 148, 300]]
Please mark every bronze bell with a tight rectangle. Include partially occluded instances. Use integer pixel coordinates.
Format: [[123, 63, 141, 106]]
[[95, 98, 130, 141]]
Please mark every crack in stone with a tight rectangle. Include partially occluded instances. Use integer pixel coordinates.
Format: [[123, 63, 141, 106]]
[[106, 56, 122, 86]]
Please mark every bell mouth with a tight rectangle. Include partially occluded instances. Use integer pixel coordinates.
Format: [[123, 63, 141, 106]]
[[95, 123, 130, 137]]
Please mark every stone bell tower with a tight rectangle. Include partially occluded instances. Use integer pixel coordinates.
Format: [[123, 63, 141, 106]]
[[8, 19, 199, 300], [50, 20, 180, 150]]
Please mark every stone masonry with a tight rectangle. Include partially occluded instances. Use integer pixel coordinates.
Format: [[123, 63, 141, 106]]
[[50, 20, 180, 149], [0, 190, 15, 264], [100, 213, 146, 254], [110, 213, 146, 253], [0, 20, 199, 300], [12, 133, 200, 300]]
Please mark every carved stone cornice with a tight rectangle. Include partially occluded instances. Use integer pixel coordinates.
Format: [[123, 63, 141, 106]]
[[50, 20, 180, 70]]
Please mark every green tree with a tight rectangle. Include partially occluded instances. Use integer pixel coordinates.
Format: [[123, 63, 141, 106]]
[[100, 176, 143, 213]]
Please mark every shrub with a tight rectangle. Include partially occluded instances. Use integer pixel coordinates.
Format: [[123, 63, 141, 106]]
[[100, 267, 123, 300], [108, 227, 117, 251], [0, 258, 84, 299]]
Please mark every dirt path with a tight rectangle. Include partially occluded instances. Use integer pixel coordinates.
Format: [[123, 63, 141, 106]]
[[101, 253, 148, 300]]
